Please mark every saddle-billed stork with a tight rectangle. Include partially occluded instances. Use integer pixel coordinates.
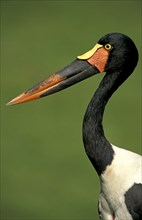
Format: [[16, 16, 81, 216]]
[[7, 33, 142, 220]]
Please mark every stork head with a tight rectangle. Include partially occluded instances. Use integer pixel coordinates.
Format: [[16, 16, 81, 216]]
[[7, 33, 138, 106]]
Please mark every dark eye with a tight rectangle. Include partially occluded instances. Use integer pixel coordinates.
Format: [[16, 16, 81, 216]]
[[104, 44, 112, 51]]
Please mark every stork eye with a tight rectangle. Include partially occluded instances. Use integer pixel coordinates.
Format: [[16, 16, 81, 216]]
[[104, 44, 112, 51]]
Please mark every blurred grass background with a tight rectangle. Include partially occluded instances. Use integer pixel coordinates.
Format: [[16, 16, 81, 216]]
[[1, 0, 141, 219]]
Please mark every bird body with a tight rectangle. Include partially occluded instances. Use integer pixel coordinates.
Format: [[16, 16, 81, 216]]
[[99, 145, 141, 220], [7, 33, 142, 219]]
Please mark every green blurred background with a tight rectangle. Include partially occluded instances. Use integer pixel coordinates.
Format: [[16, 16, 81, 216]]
[[1, 0, 141, 219]]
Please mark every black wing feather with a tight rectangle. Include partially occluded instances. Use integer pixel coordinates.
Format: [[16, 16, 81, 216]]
[[125, 183, 142, 220]]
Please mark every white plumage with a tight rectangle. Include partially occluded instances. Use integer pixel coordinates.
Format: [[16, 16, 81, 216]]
[[99, 145, 142, 220]]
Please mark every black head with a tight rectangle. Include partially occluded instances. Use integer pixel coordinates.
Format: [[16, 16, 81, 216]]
[[98, 33, 139, 75], [7, 33, 139, 105]]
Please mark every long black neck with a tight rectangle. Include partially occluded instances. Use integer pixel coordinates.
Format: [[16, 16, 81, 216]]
[[83, 71, 127, 175]]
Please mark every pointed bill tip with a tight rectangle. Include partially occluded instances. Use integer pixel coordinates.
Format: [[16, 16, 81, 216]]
[[6, 93, 28, 106], [6, 101, 14, 106], [6, 98, 21, 106], [5, 73, 65, 106]]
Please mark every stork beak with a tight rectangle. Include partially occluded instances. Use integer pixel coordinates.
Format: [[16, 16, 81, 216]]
[[7, 43, 109, 106]]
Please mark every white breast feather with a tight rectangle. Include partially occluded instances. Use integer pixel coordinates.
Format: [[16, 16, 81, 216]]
[[99, 144, 142, 220]]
